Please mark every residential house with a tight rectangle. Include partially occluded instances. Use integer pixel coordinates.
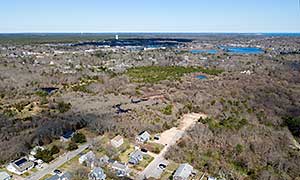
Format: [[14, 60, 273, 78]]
[[98, 155, 109, 166], [46, 172, 72, 180], [89, 167, 106, 180], [110, 135, 124, 148], [60, 131, 74, 142], [173, 163, 193, 180], [0, 171, 11, 180], [208, 177, 217, 180], [111, 161, 130, 177], [128, 150, 143, 165], [6, 157, 34, 175], [79, 151, 96, 167], [136, 131, 150, 143]]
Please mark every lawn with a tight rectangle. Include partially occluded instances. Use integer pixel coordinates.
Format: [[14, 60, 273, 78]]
[[141, 142, 165, 154], [160, 161, 179, 180], [58, 155, 80, 171], [126, 66, 223, 83], [118, 145, 135, 163], [133, 155, 154, 171]]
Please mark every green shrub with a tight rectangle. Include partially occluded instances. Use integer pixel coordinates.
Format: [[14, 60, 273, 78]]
[[50, 145, 60, 155], [57, 101, 71, 113], [72, 132, 87, 144], [162, 105, 173, 115], [35, 90, 48, 97], [67, 141, 78, 151], [283, 116, 300, 137]]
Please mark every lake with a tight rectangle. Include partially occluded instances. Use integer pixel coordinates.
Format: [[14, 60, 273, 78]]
[[190, 49, 218, 54], [221, 46, 264, 54]]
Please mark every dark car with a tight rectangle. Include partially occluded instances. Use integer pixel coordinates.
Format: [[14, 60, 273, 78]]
[[54, 169, 62, 175], [158, 163, 167, 170], [141, 148, 148, 153]]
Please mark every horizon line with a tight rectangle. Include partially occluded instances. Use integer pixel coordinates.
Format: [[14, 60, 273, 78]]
[[1, 31, 300, 34]]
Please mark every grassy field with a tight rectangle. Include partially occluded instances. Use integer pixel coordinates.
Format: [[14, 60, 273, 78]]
[[126, 66, 223, 83]]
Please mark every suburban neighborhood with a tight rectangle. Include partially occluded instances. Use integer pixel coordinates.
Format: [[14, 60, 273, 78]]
[[0, 113, 217, 180]]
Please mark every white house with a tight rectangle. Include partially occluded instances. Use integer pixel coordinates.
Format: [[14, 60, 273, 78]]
[[136, 131, 150, 143], [79, 151, 96, 165], [89, 167, 106, 180], [173, 163, 193, 180], [110, 135, 124, 148], [6, 157, 34, 175]]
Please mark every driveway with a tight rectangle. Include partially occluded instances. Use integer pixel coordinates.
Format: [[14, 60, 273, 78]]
[[26, 142, 90, 180], [137, 113, 206, 179]]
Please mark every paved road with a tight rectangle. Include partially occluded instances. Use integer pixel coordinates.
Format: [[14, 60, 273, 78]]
[[26, 143, 90, 180], [137, 113, 206, 179]]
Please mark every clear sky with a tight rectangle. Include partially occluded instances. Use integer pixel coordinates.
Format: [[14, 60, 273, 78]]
[[1, 0, 300, 33]]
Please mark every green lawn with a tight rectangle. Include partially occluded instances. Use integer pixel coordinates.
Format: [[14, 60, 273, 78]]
[[160, 161, 179, 180], [133, 155, 154, 171], [126, 66, 223, 83], [119, 145, 135, 163]]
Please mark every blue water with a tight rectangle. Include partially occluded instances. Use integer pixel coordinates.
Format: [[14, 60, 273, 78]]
[[190, 49, 218, 54], [196, 75, 208, 80], [220, 46, 264, 54]]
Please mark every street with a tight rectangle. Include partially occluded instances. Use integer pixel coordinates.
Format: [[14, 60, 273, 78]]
[[26, 143, 90, 180], [137, 113, 206, 179]]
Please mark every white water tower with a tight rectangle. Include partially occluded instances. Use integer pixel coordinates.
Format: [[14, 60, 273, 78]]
[[115, 35, 119, 40]]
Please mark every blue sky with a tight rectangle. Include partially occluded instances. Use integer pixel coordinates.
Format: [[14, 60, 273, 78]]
[[0, 0, 300, 33]]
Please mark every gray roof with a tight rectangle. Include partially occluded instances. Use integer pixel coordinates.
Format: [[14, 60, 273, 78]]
[[61, 172, 72, 180], [0, 171, 11, 180], [45, 174, 60, 180], [173, 163, 193, 179], [130, 150, 143, 159], [112, 161, 128, 171], [90, 167, 106, 179], [45, 172, 71, 180]]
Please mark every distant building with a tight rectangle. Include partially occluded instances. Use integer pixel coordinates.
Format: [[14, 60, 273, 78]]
[[136, 131, 150, 143], [111, 161, 130, 177], [89, 167, 106, 180], [110, 135, 124, 148], [46, 172, 72, 180], [128, 150, 143, 165], [79, 151, 96, 167], [173, 163, 193, 180], [60, 131, 74, 142], [6, 157, 34, 175], [0, 171, 11, 180]]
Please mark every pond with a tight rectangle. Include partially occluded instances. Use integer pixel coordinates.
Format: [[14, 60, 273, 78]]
[[196, 75, 208, 80], [220, 46, 264, 54], [40, 87, 58, 94], [190, 49, 218, 54]]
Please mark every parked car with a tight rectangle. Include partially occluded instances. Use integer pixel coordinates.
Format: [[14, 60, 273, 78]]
[[158, 163, 167, 170], [141, 148, 148, 153], [54, 169, 62, 175]]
